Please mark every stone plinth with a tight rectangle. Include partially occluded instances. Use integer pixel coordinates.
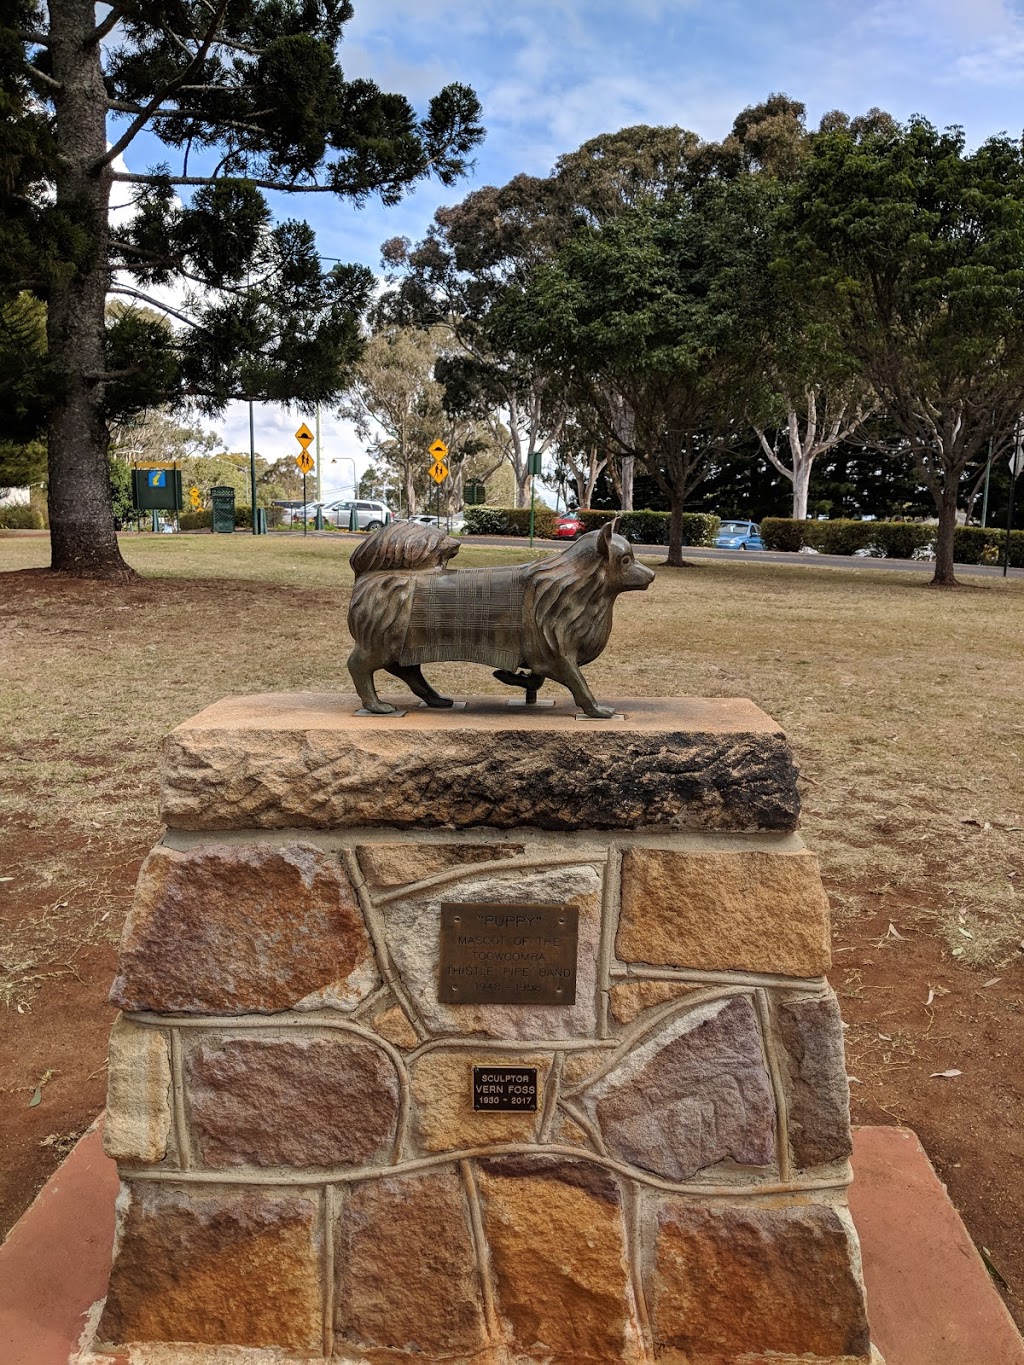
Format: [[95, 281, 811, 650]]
[[90, 695, 878, 1364]]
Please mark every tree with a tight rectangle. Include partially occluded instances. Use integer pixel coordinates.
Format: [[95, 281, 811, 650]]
[[382, 174, 568, 508], [4, 2, 483, 577], [793, 119, 1024, 585], [340, 324, 448, 516], [500, 180, 777, 564], [753, 382, 877, 520]]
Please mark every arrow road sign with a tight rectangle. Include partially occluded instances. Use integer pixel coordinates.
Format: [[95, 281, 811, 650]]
[[296, 449, 315, 474], [295, 423, 314, 449], [429, 439, 448, 459], [429, 459, 449, 485]]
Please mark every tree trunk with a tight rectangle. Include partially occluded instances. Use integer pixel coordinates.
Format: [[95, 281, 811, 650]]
[[46, 1, 133, 579], [792, 458, 811, 521], [666, 497, 685, 567], [930, 484, 960, 587], [620, 455, 634, 511]]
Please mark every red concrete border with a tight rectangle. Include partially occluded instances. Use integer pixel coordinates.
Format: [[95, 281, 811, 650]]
[[1, 1122, 1021, 1363], [0, 1121, 119, 1365], [850, 1125, 1024, 1365]]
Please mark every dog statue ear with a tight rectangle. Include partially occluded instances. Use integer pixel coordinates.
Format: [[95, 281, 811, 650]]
[[598, 520, 614, 558], [610, 516, 622, 535]]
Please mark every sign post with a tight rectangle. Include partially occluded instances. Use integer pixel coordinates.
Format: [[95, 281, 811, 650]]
[[527, 450, 542, 546], [1004, 427, 1023, 577], [295, 423, 315, 537], [428, 439, 449, 524]]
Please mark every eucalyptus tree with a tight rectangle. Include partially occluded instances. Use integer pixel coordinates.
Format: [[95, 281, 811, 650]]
[[4, 1, 483, 576], [499, 177, 778, 565], [794, 118, 1024, 585], [381, 173, 570, 508]]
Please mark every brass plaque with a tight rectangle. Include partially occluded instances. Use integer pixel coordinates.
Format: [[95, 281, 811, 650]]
[[439, 902, 578, 1005], [473, 1066, 539, 1111]]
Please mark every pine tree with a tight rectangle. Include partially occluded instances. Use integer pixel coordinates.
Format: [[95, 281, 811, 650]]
[[4, 1, 483, 576]]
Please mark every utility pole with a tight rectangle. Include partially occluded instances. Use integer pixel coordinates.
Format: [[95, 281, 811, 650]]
[[248, 401, 259, 535], [315, 405, 322, 503]]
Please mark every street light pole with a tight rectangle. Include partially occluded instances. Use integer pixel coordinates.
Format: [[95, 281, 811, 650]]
[[248, 400, 259, 535]]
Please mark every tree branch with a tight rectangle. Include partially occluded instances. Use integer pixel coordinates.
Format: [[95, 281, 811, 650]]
[[17, 29, 49, 46], [26, 62, 61, 91], [88, 7, 124, 45], [108, 285, 202, 330], [93, 0, 231, 170], [107, 98, 269, 135], [112, 170, 340, 193]]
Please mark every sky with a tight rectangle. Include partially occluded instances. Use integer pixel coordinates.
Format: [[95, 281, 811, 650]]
[[123, 0, 1024, 499]]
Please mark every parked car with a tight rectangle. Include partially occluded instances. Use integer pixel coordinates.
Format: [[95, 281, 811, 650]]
[[554, 513, 587, 539], [408, 512, 468, 534], [277, 500, 322, 527], [715, 519, 764, 550], [408, 514, 442, 528], [319, 499, 392, 530]]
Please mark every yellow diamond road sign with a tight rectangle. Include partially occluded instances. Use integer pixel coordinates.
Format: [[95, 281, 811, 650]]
[[295, 422, 314, 449], [189, 485, 201, 509], [429, 459, 448, 485], [429, 439, 448, 459], [296, 449, 315, 474]]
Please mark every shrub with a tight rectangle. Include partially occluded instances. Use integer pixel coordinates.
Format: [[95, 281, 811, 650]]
[[871, 523, 935, 559], [760, 518, 807, 552], [575, 508, 720, 547], [0, 503, 44, 529], [463, 505, 558, 539], [763, 517, 939, 559], [178, 510, 212, 530], [954, 525, 1024, 567]]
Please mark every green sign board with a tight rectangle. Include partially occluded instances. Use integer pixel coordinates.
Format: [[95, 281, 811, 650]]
[[131, 467, 183, 512], [464, 480, 487, 506], [210, 485, 236, 534]]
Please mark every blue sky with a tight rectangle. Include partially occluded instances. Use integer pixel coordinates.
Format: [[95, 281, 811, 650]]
[[121, 0, 1024, 494]]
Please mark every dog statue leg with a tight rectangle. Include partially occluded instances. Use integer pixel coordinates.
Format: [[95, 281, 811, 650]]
[[385, 664, 454, 708], [347, 646, 397, 714], [548, 659, 617, 719]]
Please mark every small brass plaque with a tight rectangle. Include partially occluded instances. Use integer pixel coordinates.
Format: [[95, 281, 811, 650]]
[[439, 902, 578, 1005], [473, 1066, 538, 1111]]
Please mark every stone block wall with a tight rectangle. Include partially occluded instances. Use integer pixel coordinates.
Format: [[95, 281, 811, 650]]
[[85, 695, 878, 1365]]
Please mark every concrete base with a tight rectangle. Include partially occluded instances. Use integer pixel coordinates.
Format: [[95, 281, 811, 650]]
[[1, 1124, 1020, 1365]]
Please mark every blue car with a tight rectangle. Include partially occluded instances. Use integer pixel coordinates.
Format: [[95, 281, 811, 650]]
[[715, 519, 764, 550]]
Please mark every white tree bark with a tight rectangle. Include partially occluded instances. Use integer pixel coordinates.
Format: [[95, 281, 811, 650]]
[[754, 385, 876, 520]]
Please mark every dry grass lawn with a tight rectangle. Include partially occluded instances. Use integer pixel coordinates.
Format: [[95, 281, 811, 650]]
[[1, 529, 1022, 1320]]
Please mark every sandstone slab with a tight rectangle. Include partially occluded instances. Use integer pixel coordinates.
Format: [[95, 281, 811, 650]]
[[617, 848, 831, 977], [580, 995, 776, 1181], [98, 1183, 322, 1352], [648, 1200, 872, 1361], [609, 979, 699, 1026], [381, 864, 603, 1040], [159, 693, 800, 832], [477, 1156, 634, 1363], [103, 1015, 171, 1165], [370, 1003, 419, 1050], [776, 991, 853, 1168], [186, 1035, 399, 1170], [110, 843, 377, 1014], [334, 1169, 487, 1357], [356, 840, 525, 889], [410, 1050, 551, 1152]]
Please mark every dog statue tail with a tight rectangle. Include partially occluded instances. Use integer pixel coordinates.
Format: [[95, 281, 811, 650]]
[[349, 520, 460, 578]]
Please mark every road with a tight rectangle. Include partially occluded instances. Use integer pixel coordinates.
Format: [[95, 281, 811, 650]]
[[296, 529, 1023, 579]]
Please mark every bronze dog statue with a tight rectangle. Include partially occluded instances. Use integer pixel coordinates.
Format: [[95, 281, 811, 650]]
[[347, 518, 654, 717]]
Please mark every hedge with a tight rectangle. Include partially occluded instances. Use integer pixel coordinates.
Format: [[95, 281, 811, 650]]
[[953, 525, 1024, 567], [761, 518, 934, 557], [0, 504, 45, 529], [463, 505, 559, 539], [575, 508, 720, 546], [760, 516, 1024, 565], [177, 506, 262, 531]]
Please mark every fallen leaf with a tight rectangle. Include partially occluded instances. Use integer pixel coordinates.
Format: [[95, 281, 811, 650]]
[[930, 1069, 962, 1079], [956, 927, 974, 939], [28, 1086, 42, 1107], [0, 876, 14, 882], [925, 988, 935, 1007], [982, 977, 1002, 988], [848, 1076, 863, 1085], [887, 922, 906, 940]]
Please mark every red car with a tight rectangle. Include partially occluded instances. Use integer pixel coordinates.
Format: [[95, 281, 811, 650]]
[[554, 513, 586, 539]]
